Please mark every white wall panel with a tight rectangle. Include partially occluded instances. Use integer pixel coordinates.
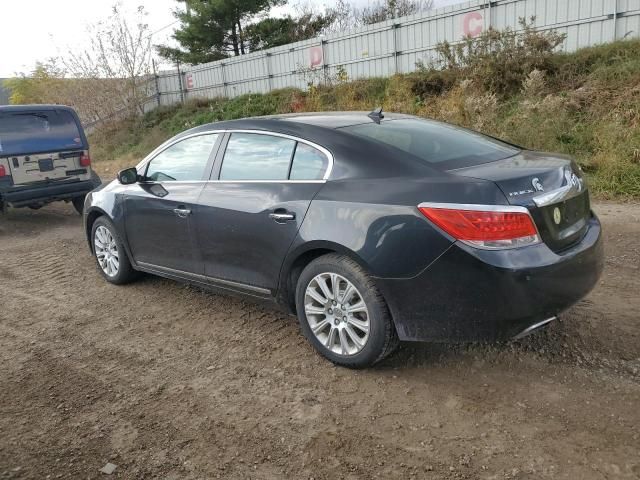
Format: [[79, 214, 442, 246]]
[[147, 0, 640, 108]]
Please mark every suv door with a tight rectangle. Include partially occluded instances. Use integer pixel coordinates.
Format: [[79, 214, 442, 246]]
[[194, 132, 331, 294], [124, 133, 221, 274]]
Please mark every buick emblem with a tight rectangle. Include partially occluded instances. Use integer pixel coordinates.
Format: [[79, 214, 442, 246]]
[[553, 207, 562, 225], [532, 178, 544, 192]]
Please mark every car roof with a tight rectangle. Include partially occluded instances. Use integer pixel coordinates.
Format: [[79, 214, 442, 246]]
[[174, 111, 437, 181], [190, 111, 414, 132], [0, 104, 78, 113]]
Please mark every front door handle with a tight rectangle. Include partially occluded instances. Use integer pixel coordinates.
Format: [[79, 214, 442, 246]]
[[269, 211, 295, 223], [173, 208, 192, 218]]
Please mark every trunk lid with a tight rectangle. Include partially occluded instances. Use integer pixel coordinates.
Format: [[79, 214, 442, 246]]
[[449, 151, 591, 252]]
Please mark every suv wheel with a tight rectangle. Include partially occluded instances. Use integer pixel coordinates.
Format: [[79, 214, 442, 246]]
[[72, 195, 85, 215], [295, 254, 399, 368], [91, 217, 137, 285]]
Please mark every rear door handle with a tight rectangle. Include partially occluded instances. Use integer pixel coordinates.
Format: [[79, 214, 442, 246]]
[[269, 211, 295, 223], [173, 208, 192, 218]]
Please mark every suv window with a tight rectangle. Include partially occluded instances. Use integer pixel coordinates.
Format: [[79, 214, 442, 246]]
[[220, 133, 295, 181], [342, 119, 520, 170], [0, 110, 83, 156], [146, 134, 218, 182], [290, 143, 328, 180]]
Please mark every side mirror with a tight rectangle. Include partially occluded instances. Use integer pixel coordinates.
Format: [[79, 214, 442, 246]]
[[117, 167, 139, 185]]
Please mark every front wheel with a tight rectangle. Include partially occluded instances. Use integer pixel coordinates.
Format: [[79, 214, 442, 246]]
[[91, 217, 137, 285], [295, 254, 399, 368]]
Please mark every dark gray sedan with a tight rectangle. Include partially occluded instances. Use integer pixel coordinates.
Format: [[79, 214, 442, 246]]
[[84, 111, 603, 367]]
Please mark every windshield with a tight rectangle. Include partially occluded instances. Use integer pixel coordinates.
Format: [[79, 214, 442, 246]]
[[0, 110, 84, 156], [342, 119, 520, 169]]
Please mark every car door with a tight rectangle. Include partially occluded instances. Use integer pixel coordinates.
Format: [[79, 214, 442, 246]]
[[124, 132, 221, 274], [194, 131, 332, 293]]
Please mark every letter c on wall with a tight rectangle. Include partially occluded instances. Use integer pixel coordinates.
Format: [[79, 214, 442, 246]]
[[463, 11, 484, 38]]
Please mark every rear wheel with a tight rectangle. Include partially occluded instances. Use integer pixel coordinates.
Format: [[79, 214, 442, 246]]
[[295, 254, 399, 368], [91, 217, 137, 285]]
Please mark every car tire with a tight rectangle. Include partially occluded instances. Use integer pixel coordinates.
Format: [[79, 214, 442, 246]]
[[72, 195, 85, 214], [91, 216, 137, 285], [295, 253, 399, 368]]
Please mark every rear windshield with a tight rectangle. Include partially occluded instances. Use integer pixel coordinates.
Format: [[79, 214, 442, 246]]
[[0, 110, 84, 156], [342, 119, 519, 169]]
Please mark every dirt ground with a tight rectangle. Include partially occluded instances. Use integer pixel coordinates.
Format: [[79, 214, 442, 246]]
[[0, 200, 638, 480]]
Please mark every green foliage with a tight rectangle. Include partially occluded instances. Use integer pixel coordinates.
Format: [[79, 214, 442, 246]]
[[4, 62, 65, 105], [156, 0, 284, 64], [245, 13, 334, 51]]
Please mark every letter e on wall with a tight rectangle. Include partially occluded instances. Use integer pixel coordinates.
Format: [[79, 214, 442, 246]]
[[309, 46, 324, 69]]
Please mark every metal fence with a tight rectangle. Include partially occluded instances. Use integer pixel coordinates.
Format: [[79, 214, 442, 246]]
[[144, 0, 640, 112]]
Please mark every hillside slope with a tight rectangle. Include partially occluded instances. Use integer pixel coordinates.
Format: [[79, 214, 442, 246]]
[[91, 39, 640, 199]]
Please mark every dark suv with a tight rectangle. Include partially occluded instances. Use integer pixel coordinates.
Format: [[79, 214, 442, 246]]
[[0, 105, 101, 213]]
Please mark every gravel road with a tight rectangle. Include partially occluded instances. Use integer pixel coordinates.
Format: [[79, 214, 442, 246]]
[[1, 201, 638, 479]]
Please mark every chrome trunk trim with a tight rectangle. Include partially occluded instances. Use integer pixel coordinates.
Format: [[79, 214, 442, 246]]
[[533, 169, 585, 207]]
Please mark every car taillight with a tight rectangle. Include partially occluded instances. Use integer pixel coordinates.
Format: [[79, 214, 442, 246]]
[[0, 165, 5, 177], [80, 154, 91, 167], [418, 203, 540, 250]]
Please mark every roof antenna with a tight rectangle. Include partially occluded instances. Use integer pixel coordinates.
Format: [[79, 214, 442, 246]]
[[368, 107, 384, 124]]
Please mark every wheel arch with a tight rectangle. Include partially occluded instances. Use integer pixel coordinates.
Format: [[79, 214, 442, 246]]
[[85, 207, 109, 252], [278, 241, 372, 314]]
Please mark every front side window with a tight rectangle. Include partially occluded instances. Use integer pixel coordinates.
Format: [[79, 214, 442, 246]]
[[290, 143, 328, 180], [220, 133, 296, 181], [145, 134, 218, 182], [342, 119, 520, 170]]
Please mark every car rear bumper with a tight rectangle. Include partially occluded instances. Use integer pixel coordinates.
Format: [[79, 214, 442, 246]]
[[377, 213, 604, 342], [0, 177, 99, 207]]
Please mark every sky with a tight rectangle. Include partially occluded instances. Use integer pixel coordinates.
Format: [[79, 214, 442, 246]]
[[0, 0, 464, 77]]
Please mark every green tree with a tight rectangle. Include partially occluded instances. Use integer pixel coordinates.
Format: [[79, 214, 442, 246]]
[[157, 0, 283, 65], [244, 12, 334, 51], [4, 62, 66, 105]]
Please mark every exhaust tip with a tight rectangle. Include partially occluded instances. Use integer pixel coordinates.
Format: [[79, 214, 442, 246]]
[[513, 316, 557, 340]]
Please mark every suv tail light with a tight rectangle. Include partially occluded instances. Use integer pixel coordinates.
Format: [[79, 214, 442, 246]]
[[0, 165, 5, 177], [418, 203, 540, 250], [80, 154, 91, 167]]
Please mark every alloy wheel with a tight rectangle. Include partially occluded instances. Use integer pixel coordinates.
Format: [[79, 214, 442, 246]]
[[304, 272, 370, 356], [94, 225, 120, 277]]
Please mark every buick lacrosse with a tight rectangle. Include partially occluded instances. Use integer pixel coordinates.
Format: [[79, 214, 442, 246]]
[[84, 111, 603, 367]]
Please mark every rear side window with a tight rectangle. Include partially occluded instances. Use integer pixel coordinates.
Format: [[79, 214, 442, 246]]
[[290, 143, 328, 180], [220, 133, 296, 180], [0, 110, 83, 156], [342, 119, 519, 169], [145, 134, 218, 182]]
